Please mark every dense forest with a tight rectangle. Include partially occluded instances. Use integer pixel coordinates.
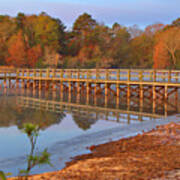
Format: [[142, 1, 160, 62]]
[[0, 12, 179, 69]]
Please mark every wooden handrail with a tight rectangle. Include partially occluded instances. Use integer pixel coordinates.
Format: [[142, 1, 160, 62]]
[[1, 68, 180, 83]]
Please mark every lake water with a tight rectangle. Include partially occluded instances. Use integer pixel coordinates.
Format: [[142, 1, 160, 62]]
[[0, 88, 180, 177]]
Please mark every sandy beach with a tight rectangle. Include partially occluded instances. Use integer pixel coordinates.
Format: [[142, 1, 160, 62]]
[[9, 121, 180, 180]]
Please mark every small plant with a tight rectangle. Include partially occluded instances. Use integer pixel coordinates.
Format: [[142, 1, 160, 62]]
[[0, 171, 7, 180], [18, 123, 52, 179], [0, 171, 12, 180]]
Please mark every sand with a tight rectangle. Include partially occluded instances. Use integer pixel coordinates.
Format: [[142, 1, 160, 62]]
[[9, 122, 180, 180]]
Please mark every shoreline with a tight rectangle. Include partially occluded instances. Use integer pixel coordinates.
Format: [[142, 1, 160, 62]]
[[9, 120, 180, 180]]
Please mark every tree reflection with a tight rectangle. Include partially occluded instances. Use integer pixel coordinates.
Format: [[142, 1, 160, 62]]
[[0, 97, 66, 130], [72, 112, 98, 130]]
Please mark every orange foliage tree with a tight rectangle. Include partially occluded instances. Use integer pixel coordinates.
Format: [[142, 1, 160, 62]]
[[27, 45, 42, 67], [153, 41, 170, 69], [153, 27, 180, 68], [6, 31, 27, 67], [6, 31, 42, 67]]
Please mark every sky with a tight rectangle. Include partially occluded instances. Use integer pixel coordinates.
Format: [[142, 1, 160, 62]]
[[0, 0, 179, 29]]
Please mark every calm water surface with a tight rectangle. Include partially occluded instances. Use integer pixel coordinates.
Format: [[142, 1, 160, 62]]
[[0, 89, 179, 176]]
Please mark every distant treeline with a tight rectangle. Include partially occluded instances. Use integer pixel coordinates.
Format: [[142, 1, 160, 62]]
[[0, 12, 179, 69]]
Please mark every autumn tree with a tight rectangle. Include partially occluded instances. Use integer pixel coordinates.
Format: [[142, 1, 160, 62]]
[[33, 12, 65, 52], [27, 44, 42, 67], [153, 41, 170, 69], [0, 15, 16, 65], [106, 23, 131, 67], [70, 13, 98, 52], [16, 12, 26, 30], [170, 17, 180, 27], [73, 13, 97, 35], [0, 12, 179, 69], [6, 31, 43, 67], [130, 33, 154, 67], [65, 13, 100, 67], [153, 26, 180, 68], [6, 31, 27, 67], [144, 23, 164, 36]]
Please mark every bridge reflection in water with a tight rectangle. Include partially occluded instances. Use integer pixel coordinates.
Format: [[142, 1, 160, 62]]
[[13, 87, 179, 126]]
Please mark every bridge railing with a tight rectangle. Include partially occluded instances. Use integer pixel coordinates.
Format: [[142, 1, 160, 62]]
[[0, 68, 16, 78], [0, 68, 176, 83]]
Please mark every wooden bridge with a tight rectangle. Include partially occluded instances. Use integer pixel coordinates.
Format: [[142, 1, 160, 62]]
[[0, 68, 180, 106]]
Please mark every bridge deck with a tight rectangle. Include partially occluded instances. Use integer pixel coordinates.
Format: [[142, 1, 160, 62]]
[[0, 68, 180, 102]]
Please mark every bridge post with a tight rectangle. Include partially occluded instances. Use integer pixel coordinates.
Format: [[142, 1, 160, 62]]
[[47, 69, 50, 78], [127, 84, 130, 98], [21, 69, 24, 88], [96, 69, 99, 80], [139, 85, 143, 113], [60, 83, 64, 100], [60, 69, 64, 97], [77, 82, 80, 94], [77, 90, 80, 103], [175, 87, 178, 112], [139, 70, 143, 82], [68, 81, 72, 95], [116, 112, 119, 122], [77, 69, 80, 79], [140, 85, 143, 99], [127, 114, 130, 124], [105, 111, 109, 120], [140, 97, 143, 113], [77, 69, 80, 94], [153, 86, 156, 100], [165, 85, 168, 100], [39, 69, 42, 90], [8, 75, 11, 88], [168, 70, 171, 83], [105, 83, 108, 96], [33, 80, 36, 91], [3, 72, 7, 89], [33, 69, 36, 91], [127, 88, 130, 111], [27, 69, 30, 88], [39, 89, 42, 98], [116, 83, 120, 107], [152, 100, 156, 114], [45, 69, 49, 90], [52, 69, 56, 91], [152, 86, 156, 114], [16, 69, 19, 89], [86, 82, 90, 104], [153, 69, 156, 82], [87, 70, 90, 79], [128, 69, 131, 81], [163, 72, 166, 82], [68, 86, 71, 102], [150, 70, 153, 81], [33, 85, 36, 96], [117, 69, 120, 80], [94, 83, 97, 105], [177, 72, 179, 82], [105, 69, 109, 81], [164, 101, 168, 117], [105, 83, 108, 107]]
